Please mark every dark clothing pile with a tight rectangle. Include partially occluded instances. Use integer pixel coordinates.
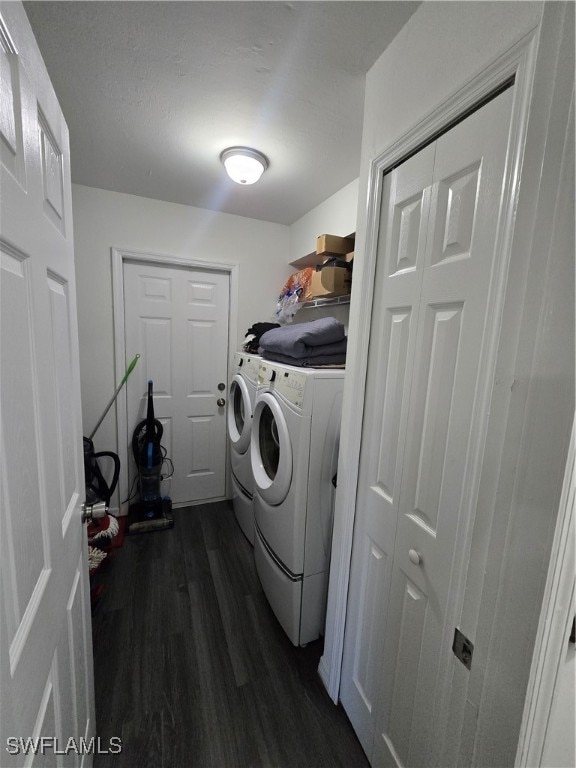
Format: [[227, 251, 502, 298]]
[[258, 317, 347, 367], [243, 322, 280, 354]]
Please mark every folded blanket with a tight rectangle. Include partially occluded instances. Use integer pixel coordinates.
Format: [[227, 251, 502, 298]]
[[260, 350, 347, 367], [259, 317, 346, 358], [258, 338, 347, 359]]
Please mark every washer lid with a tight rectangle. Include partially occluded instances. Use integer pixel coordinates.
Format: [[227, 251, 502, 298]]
[[227, 374, 252, 454], [251, 392, 292, 506]]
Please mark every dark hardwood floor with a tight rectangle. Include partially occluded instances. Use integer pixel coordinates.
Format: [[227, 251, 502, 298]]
[[91, 501, 369, 768]]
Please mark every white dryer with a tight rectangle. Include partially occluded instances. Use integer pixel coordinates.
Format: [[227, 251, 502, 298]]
[[250, 361, 344, 646], [228, 352, 261, 544]]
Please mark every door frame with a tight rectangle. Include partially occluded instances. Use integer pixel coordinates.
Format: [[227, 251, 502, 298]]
[[320, 26, 541, 701], [515, 416, 575, 767], [111, 247, 239, 514]]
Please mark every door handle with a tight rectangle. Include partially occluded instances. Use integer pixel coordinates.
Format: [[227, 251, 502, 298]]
[[81, 501, 107, 523], [408, 549, 422, 565], [217, 398, 226, 407]]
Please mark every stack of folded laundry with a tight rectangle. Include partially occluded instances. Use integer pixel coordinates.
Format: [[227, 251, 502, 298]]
[[258, 317, 347, 367], [242, 321, 280, 354]]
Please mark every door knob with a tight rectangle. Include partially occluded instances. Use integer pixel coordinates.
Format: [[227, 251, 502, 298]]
[[217, 398, 226, 407], [408, 549, 422, 565], [81, 501, 107, 524]]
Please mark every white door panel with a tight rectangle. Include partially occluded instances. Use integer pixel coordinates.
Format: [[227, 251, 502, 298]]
[[123, 261, 229, 505], [339, 142, 435, 753], [341, 88, 513, 767], [1, 4, 94, 764]]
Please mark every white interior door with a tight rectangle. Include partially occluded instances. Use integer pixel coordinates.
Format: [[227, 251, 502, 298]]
[[123, 260, 230, 506], [340, 87, 513, 766], [339, 142, 435, 753], [0, 4, 95, 765]]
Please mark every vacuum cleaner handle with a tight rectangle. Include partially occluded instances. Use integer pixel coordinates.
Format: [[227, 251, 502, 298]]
[[146, 379, 155, 428], [93, 451, 121, 499]]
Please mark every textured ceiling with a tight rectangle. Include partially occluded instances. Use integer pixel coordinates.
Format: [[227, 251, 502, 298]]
[[24, 1, 419, 225]]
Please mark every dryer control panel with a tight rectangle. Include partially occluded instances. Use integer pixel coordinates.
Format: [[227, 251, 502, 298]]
[[274, 369, 307, 408]]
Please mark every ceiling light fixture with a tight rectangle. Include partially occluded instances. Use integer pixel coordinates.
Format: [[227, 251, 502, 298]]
[[220, 146, 269, 185]]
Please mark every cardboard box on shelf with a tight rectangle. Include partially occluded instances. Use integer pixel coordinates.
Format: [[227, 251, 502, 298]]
[[308, 266, 351, 299], [316, 234, 355, 257]]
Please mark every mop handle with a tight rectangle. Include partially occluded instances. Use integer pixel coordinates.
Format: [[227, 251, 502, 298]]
[[88, 354, 140, 440]]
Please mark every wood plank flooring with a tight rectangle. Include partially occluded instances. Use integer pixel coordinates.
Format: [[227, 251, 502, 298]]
[[92, 501, 369, 768]]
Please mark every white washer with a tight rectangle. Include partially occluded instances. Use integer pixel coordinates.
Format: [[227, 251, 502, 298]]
[[250, 360, 344, 646], [228, 352, 261, 544]]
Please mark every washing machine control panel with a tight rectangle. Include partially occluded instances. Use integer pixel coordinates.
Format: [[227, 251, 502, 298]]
[[275, 370, 306, 408], [244, 356, 260, 381]]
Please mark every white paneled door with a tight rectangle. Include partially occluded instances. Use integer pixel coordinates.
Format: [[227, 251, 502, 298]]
[[123, 261, 229, 505], [340, 87, 513, 766], [0, 4, 95, 766]]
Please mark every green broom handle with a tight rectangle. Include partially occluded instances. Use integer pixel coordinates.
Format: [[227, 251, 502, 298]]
[[119, 353, 140, 387], [88, 354, 140, 440]]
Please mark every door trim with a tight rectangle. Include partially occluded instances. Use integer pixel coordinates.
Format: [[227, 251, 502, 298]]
[[320, 26, 540, 702], [111, 247, 239, 514], [515, 416, 575, 767]]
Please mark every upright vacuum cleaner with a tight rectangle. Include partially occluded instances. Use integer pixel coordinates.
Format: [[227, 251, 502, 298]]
[[128, 380, 174, 534]]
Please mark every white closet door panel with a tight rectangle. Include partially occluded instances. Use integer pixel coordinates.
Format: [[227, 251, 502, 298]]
[[186, 319, 217, 395], [1, 249, 47, 628], [340, 144, 435, 754], [47, 273, 80, 531], [139, 317, 174, 398], [29, 664, 59, 768], [373, 88, 514, 768]]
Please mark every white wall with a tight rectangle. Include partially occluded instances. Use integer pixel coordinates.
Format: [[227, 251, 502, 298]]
[[289, 178, 358, 329], [289, 177, 358, 263], [72, 184, 289, 458], [358, 2, 543, 170], [324, 1, 574, 766]]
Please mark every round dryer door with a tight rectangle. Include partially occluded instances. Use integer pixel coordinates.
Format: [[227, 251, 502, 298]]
[[251, 392, 292, 505], [227, 375, 252, 454]]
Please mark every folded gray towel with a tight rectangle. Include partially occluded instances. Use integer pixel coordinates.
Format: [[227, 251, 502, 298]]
[[258, 338, 347, 359], [259, 317, 346, 358], [260, 350, 347, 367]]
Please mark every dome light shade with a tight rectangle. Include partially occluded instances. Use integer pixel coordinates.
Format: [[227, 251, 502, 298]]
[[220, 147, 269, 185]]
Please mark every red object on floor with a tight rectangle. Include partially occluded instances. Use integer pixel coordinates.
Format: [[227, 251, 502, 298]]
[[111, 515, 127, 548], [88, 513, 126, 549]]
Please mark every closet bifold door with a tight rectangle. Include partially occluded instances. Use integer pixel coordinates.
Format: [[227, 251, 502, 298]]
[[340, 87, 514, 767], [339, 142, 435, 755]]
